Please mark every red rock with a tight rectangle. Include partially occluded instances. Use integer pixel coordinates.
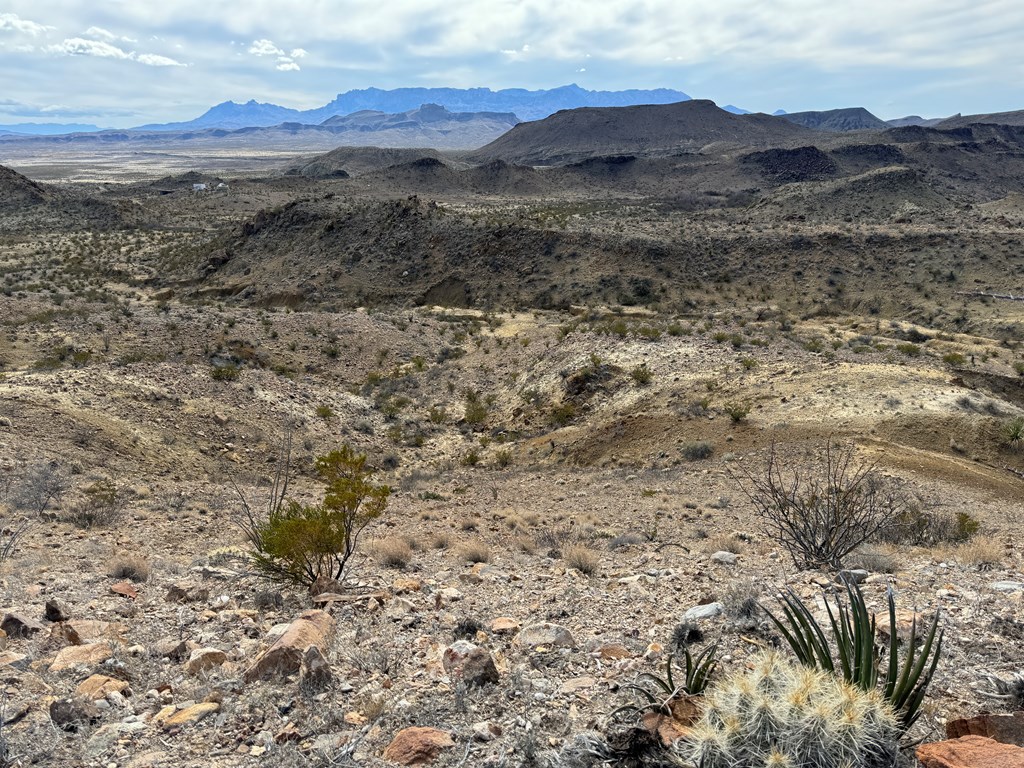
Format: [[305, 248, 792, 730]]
[[916, 735, 1024, 768], [111, 581, 138, 600], [382, 727, 455, 765], [76, 674, 130, 700], [243, 610, 335, 683], [442, 641, 499, 687], [947, 712, 1024, 747]]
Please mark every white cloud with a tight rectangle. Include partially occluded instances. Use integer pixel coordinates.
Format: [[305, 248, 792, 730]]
[[0, 13, 53, 36], [289, 47, 307, 58], [248, 38, 283, 56], [136, 53, 185, 67], [47, 37, 185, 66], [85, 26, 137, 43], [276, 60, 300, 71]]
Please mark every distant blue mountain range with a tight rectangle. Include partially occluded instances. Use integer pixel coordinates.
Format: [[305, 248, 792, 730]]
[[0, 122, 103, 135], [134, 84, 694, 131]]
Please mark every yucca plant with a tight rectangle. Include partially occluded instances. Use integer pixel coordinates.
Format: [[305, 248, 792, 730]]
[[612, 642, 719, 721], [762, 579, 943, 730]]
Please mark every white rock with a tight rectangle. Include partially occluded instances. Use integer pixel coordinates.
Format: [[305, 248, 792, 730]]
[[683, 602, 724, 621]]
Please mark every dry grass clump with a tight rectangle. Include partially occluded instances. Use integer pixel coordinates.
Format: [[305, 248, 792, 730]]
[[431, 531, 452, 550], [845, 543, 899, 573], [454, 539, 491, 564], [704, 533, 745, 554], [950, 538, 1003, 568], [372, 537, 413, 568], [721, 578, 761, 622], [562, 544, 599, 575], [107, 554, 151, 582], [514, 535, 538, 554]]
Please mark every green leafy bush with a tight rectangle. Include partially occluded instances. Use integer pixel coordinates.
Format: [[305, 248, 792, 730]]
[[239, 445, 390, 587]]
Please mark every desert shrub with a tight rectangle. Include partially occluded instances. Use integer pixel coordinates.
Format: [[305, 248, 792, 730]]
[[705, 533, 744, 554], [630, 364, 653, 385], [454, 539, 490, 563], [681, 441, 714, 461], [210, 363, 240, 381], [896, 342, 921, 356], [65, 478, 129, 528], [845, 543, 898, 573], [942, 352, 966, 366], [736, 441, 914, 569], [952, 538, 1003, 568], [431, 532, 452, 550], [372, 537, 412, 568], [1015, 361, 1024, 377], [723, 401, 751, 423], [462, 390, 488, 426], [237, 444, 390, 587], [679, 652, 901, 768], [107, 554, 151, 582], [315, 404, 334, 420], [547, 402, 577, 427], [608, 531, 645, 550], [493, 449, 513, 469], [9, 460, 69, 516], [1002, 415, 1024, 449], [460, 450, 480, 467], [562, 544, 598, 575], [877, 506, 979, 546], [721, 579, 760, 622], [0, 515, 31, 567]]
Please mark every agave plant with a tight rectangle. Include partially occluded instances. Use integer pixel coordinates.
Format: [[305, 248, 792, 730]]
[[612, 642, 719, 721], [762, 578, 943, 730]]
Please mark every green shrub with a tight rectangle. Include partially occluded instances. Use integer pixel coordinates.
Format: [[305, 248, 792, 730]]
[[723, 401, 751, 423], [1002, 416, 1024, 449], [681, 441, 714, 461], [239, 445, 390, 587], [315, 404, 334, 420], [896, 342, 921, 356], [211, 363, 240, 381], [630, 363, 653, 385], [942, 352, 967, 366], [547, 402, 577, 427]]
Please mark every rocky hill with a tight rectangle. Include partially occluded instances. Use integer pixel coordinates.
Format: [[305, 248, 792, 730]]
[[779, 107, 889, 131]]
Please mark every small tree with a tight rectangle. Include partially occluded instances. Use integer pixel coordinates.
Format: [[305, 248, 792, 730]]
[[238, 444, 390, 587], [736, 440, 912, 570]]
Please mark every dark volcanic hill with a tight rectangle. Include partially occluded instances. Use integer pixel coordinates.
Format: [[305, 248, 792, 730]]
[[0, 164, 141, 231], [778, 108, 889, 132], [286, 147, 452, 177], [938, 109, 1024, 128], [469, 100, 815, 165]]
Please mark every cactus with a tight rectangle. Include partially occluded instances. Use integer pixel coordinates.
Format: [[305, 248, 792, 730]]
[[678, 652, 900, 768]]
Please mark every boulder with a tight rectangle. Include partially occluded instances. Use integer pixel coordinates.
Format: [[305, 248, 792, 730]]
[[44, 599, 71, 623], [917, 735, 1024, 768], [382, 727, 455, 765], [158, 702, 220, 729], [1, 612, 44, 638], [244, 609, 335, 683], [75, 674, 130, 700], [489, 617, 520, 635], [946, 712, 1024, 746], [50, 698, 100, 731], [50, 642, 112, 673], [184, 647, 228, 676], [442, 641, 499, 687], [299, 645, 334, 690], [710, 551, 738, 565], [683, 602, 724, 621], [516, 622, 576, 649]]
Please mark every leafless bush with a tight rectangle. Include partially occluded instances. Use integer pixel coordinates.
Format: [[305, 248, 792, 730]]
[[735, 440, 913, 570], [9, 460, 69, 517], [0, 515, 31, 568], [107, 555, 151, 583], [64, 478, 130, 529], [562, 544, 598, 575]]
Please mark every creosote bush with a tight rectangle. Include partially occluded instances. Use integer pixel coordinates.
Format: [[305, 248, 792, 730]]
[[238, 443, 390, 587]]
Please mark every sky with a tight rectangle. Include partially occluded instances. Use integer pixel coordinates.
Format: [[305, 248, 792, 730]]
[[1, 1, 1022, 127]]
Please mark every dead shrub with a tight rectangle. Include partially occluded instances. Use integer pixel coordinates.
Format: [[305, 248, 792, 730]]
[[372, 538, 413, 568], [562, 544, 599, 575], [721, 578, 761, 622], [514, 535, 538, 554], [107, 554, 151, 583], [454, 539, 490, 564], [951, 538, 1003, 569], [705, 533, 745, 554], [844, 543, 899, 573]]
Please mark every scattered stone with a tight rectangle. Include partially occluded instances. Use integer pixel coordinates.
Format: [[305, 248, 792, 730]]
[[300, 645, 334, 690], [837, 569, 870, 584], [0, 651, 28, 669], [76, 674, 130, 700], [159, 702, 220, 729], [592, 642, 631, 660], [111, 581, 139, 599], [472, 721, 503, 742], [489, 617, 520, 635], [1, 612, 44, 638], [50, 642, 113, 673], [382, 727, 456, 765], [45, 599, 71, 623], [244, 609, 336, 683], [393, 577, 423, 593], [710, 551, 738, 565], [916, 734, 1024, 768], [989, 581, 1024, 594], [876, 609, 927, 641], [152, 638, 193, 662], [0, 628, 6, 650], [516, 622, 576, 649], [442, 640, 499, 687], [683, 602, 724, 621], [50, 698, 100, 731], [184, 647, 227, 676], [946, 712, 1024, 746], [558, 676, 597, 694]]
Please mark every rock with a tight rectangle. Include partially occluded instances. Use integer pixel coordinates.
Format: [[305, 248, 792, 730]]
[[837, 569, 870, 585], [244, 609, 336, 683], [1, 612, 44, 638], [990, 581, 1024, 593], [946, 712, 1024, 746], [442, 641, 499, 687], [76, 674, 130, 700], [558, 676, 597, 694], [50, 698, 100, 731], [382, 727, 455, 765], [0, 628, 6, 650], [159, 702, 220, 729], [472, 721, 502, 742], [152, 638, 193, 661], [916, 734, 1024, 768], [683, 602, 724, 621], [111, 581, 139, 599], [0, 651, 28, 669], [300, 645, 334, 690], [393, 577, 423, 594], [876, 609, 927, 641], [53, 619, 120, 646], [44, 599, 71, 623], [592, 642, 631, 660], [489, 617, 520, 635], [516, 622, 576, 649], [50, 642, 113, 672], [184, 647, 227, 676], [710, 551, 738, 565]]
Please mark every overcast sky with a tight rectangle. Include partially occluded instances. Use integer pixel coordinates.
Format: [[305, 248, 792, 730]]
[[2, 1, 1022, 126]]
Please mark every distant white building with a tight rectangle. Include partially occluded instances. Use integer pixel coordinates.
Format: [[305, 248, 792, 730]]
[[192, 183, 207, 192]]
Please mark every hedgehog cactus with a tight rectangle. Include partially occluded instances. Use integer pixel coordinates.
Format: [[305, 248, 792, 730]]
[[679, 652, 901, 768]]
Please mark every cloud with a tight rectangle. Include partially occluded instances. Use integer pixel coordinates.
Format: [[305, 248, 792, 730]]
[[85, 26, 137, 43], [248, 38, 284, 56], [47, 37, 185, 66], [276, 59, 300, 71], [289, 47, 307, 58], [0, 13, 53, 36]]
